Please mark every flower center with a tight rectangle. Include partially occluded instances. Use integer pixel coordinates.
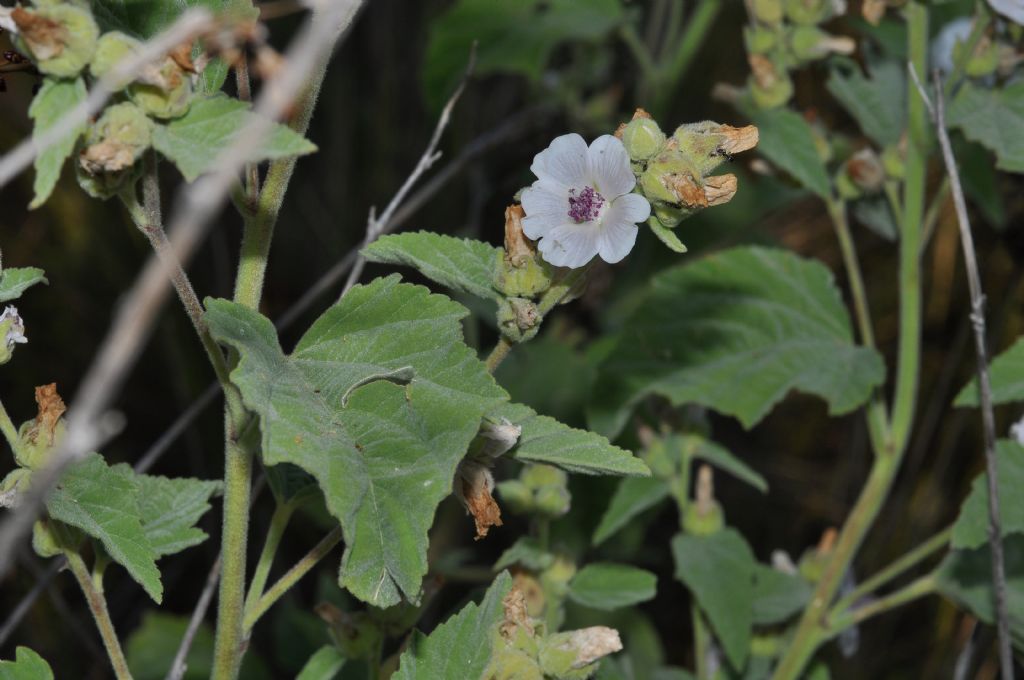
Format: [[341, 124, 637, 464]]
[[567, 186, 604, 223]]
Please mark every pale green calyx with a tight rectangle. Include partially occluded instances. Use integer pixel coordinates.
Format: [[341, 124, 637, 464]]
[[130, 56, 193, 120], [77, 102, 153, 199], [91, 31, 143, 90], [0, 306, 27, 365], [12, 4, 98, 78], [619, 112, 666, 161]]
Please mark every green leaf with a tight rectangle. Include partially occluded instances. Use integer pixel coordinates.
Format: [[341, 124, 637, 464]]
[[681, 436, 767, 494], [92, 0, 257, 39], [946, 81, 1024, 174], [648, 218, 688, 253], [751, 564, 811, 625], [568, 563, 657, 610], [265, 462, 320, 507], [46, 453, 162, 602], [826, 59, 905, 147], [296, 646, 346, 680], [672, 529, 755, 669], [936, 534, 1024, 651], [0, 268, 48, 303], [136, 474, 221, 558], [494, 536, 554, 571], [956, 336, 1024, 406], [495, 402, 649, 476], [749, 108, 831, 199], [589, 247, 885, 438], [423, 0, 623, 110], [494, 332, 594, 426], [205, 276, 507, 607], [393, 571, 512, 679], [951, 440, 1024, 549], [153, 95, 316, 182], [362, 233, 501, 300], [29, 78, 87, 209], [850, 195, 898, 241], [592, 476, 671, 546], [0, 647, 53, 680]]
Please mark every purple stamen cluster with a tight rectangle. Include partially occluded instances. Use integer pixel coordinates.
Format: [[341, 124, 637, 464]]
[[567, 186, 604, 223]]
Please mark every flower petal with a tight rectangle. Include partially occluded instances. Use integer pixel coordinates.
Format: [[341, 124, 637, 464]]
[[537, 222, 601, 269], [588, 135, 635, 198], [531, 133, 589, 187], [521, 180, 568, 239], [594, 194, 649, 264], [609, 192, 652, 224]]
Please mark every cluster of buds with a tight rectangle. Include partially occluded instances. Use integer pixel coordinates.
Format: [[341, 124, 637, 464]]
[[743, 0, 853, 109], [494, 205, 555, 343], [615, 109, 758, 250], [497, 463, 571, 519]]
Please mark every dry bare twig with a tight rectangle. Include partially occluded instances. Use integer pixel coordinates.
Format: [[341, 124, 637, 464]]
[[909, 64, 1013, 680]]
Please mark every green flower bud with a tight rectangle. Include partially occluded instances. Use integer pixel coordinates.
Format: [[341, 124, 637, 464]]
[[749, 70, 794, 109], [534, 484, 571, 517], [881, 144, 905, 180], [130, 57, 192, 120], [14, 383, 66, 470], [496, 479, 533, 514], [789, 26, 856, 62], [620, 117, 666, 162], [496, 297, 540, 344], [744, 25, 779, 54], [844, 148, 885, 193], [12, 4, 98, 78], [673, 121, 760, 178], [521, 464, 566, 490], [494, 246, 553, 299], [682, 500, 725, 535], [653, 203, 686, 229], [835, 168, 861, 200], [91, 31, 143, 90], [77, 102, 153, 199], [963, 39, 1000, 77], [0, 306, 27, 366], [0, 468, 31, 509], [749, 0, 785, 25], [784, 0, 832, 25], [32, 519, 64, 558]]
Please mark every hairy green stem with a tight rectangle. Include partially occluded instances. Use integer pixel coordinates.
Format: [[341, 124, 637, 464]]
[[828, 574, 937, 633], [66, 551, 133, 680], [243, 501, 296, 618], [0, 397, 20, 453], [771, 11, 930, 678], [830, 526, 951, 616], [691, 606, 711, 680], [242, 526, 343, 631], [653, 0, 721, 115]]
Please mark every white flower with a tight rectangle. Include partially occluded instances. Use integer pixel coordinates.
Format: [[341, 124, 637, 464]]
[[521, 133, 651, 269]]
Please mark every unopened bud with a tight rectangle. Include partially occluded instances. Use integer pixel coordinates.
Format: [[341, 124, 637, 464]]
[[747, 0, 785, 25], [77, 102, 153, 199], [784, 0, 833, 25], [12, 4, 98, 78], [845, 148, 885, 193], [620, 112, 666, 162], [15, 383, 66, 470], [683, 465, 724, 536], [748, 54, 794, 109], [91, 31, 142, 90], [881, 142, 906, 180], [0, 306, 27, 365], [130, 56, 192, 119], [789, 26, 855, 61], [495, 205, 552, 298], [744, 25, 779, 54], [673, 121, 759, 176], [496, 297, 540, 343]]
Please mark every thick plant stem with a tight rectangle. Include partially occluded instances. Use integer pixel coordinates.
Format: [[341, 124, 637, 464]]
[[243, 526, 343, 631], [66, 551, 132, 680], [243, 501, 296, 617], [771, 10, 930, 678], [692, 606, 710, 680], [211, 436, 253, 680], [485, 337, 514, 373]]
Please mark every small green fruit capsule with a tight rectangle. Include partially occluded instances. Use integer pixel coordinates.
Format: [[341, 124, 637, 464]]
[[744, 25, 779, 54], [845, 148, 885, 193], [784, 0, 831, 25], [653, 202, 686, 229], [77, 102, 153, 199], [130, 57, 192, 120], [749, 0, 785, 25], [91, 31, 143, 90], [496, 480, 533, 514], [32, 520, 64, 558], [0, 468, 31, 508], [748, 70, 794, 109], [789, 26, 856, 62], [534, 484, 571, 517], [521, 464, 566, 490], [682, 500, 725, 536], [621, 117, 666, 162], [12, 4, 98, 78]]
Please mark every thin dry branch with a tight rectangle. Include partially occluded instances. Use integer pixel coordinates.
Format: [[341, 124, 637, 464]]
[[339, 43, 478, 297], [909, 64, 1013, 680], [0, 9, 213, 190], [0, 0, 365, 580]]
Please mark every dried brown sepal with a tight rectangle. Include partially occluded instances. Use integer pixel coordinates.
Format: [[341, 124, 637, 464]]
[[254, 45, 285, 82], [716, 124, 760, 155], [504, 204, 536, 267], [463, 474, 502, 540], [748, 53, 782, 89], [667, 173, 709, 208], [11, 7, 66, 60], [703, 174, 738, 206], [695, 464, 715, 516], [27, 383, 65, 449], [613, 122, 627, 139], [80, 140, 135, 174], [168, 42, 196, 73], [554, 627, 623, 669], [499, 583, 535, 640], [817, 527, 838, 555], [631, 107, 652, 120], [846, 149, 885, 192]]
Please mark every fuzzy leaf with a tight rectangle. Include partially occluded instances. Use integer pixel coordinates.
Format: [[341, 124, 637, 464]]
[[153, 95, 316, 182], [947, 81, 1024, 174], [951, 440, 1024, 549], [751, 565, 811, 625], [648, 218, 688, 253], [568, 563, 657, 610], [589, 247, 885, 438], [679, 435, 768, 494], [0, 268, 48, 303], [296, 646, 346, 680], [592, 476, 671, 546], [0, 647, 53, 680], [826, 59, 905, 147], [936, 534, 1024, 652], [393, 571, 513, 679], [29, 78, 87, 209], [137, 475, 221, 557], [749, 108, 831, 199], [496, 402, 649, 476], [46, 454, 162, 602], [956, 336, 1024, 406], [92, 0, 256, 38], [205, 276, 507, 607], [672, 529, 756, 669], [362, 233, 502, 301], [423, 0, 623, 110]]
